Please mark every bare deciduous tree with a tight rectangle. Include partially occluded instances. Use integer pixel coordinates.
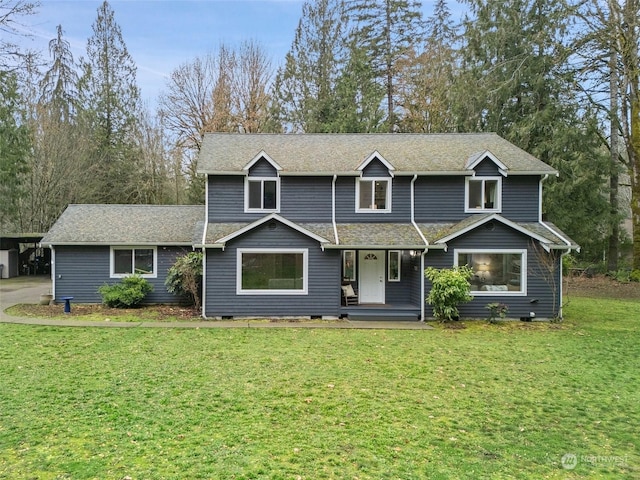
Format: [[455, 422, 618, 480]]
[[159, 42, 272, 202]]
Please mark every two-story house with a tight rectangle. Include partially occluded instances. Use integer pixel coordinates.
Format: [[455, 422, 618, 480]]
[[41, 133, 578, 320]]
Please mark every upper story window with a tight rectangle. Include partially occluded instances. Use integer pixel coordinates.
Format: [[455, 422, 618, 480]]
[[111, 247, 156, 278], [245, 177, 279, 212], [356, 178, 391, 212], [466, 176, 501, 212]]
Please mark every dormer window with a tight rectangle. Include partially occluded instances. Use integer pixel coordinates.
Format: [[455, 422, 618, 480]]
[[245, 177, 279, 212], [356, 178, 391, 212], [466, 177, 501, 212]]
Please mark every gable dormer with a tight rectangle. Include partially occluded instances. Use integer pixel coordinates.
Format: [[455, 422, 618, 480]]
[[355, 152, 394, 213], [243, 152, 281, 213], [465, 151, 507, 214]]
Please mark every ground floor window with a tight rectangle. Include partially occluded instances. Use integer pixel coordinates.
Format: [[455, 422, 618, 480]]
[[342, 250, 356, 281], [388, 250, 401, 282], [237, 248, 308, 294], [111, 247, 156, 278], [455, 249, 525, 295]]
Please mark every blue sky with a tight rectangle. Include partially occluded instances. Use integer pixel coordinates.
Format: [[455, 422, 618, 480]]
[[18, 0, 462, 106]]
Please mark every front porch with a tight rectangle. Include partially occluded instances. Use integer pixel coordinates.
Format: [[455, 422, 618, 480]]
[[340, 303, 422, 321]]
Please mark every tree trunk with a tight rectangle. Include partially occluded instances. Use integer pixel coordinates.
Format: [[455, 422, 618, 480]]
[[607, 49, 620, 271]]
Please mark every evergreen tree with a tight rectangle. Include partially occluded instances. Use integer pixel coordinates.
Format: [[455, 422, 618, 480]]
[[398, 0, 458, 132], [271, 0, 347, 132], [574, 0, 640, 269], [78, 0, 143, 204], [455, 0, 611, 260], [19, 25, 88, 232], [0, 71, 30, 228], [40, 25, 78, 123], [329, 39, 385, 132], [347, 0, 425, 132]]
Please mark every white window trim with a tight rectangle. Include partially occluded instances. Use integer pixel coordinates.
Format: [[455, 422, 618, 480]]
[[343, 250, 356, 281], [244, 176, 280, 213], [355, 177, 392, 213], [110, 246, 157, 279], [464, 176, 502, 213], [454, 248, 526, 296], [388, 250, 401, 282], [237, 248, 308, 295]]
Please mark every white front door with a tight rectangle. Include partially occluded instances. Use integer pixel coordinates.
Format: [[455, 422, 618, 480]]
[[358, 250, 385, 304]]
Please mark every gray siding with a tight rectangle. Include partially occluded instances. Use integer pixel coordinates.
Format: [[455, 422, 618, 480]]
[[474, 158, 500, 176], [53, 246, 191, 304], [204, 221, 341, 318], [384, 251, 413, 304], [335, 176, 411, 223], [362, 159, 392, 177], [423, 223, 560, 319], [414, 176, 465, 222], [280, 177, 332, 222], [208, 176, 245, 222], [249, 158, 277, 177], [208, 172, 541, 225], [208, 176, 333, 223], [502, 176, 540, 222]]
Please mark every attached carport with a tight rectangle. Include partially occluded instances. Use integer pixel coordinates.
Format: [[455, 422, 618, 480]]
[[0, 233, 48, 278]]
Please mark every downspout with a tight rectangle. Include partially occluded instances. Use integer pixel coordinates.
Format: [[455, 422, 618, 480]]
[[540, 174, 572, 319], [539, 174, 573, 248], [332, 175, 339, 245], [411, 175, 428, 322], [51, 246, 56, 299], [201, 174, 209, 320]]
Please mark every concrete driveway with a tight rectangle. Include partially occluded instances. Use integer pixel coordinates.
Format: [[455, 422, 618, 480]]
[[0, 276, 52, 311]]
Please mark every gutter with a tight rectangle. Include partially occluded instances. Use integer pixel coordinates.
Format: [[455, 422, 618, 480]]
[[41, 242, 195, 247], [539, 174, 577, 252], [323, 244, 433, 250]]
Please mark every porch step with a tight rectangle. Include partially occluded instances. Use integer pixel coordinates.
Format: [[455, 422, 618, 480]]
[[345, 309, 421, 322]]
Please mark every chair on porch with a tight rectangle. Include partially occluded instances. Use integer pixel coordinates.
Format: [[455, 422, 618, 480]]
[[341, 283, 359, 306]]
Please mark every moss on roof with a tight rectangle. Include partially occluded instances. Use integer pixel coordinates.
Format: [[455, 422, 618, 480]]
[[41, 205, 205, 246], [198, 133, 557, 175]]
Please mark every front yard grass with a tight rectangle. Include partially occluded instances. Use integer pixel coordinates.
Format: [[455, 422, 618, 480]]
[[0, 296, 638, 479]]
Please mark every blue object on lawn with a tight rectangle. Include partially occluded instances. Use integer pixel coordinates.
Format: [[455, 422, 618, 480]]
[[60, 296, 74, 313]]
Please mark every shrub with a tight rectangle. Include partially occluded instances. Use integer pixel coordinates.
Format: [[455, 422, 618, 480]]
[[165, 251, 203, 308], [630, 270, 640, 283], [98, 275, 154, 308], [486, 302, 509, 323], [424, 266, 473, 322]]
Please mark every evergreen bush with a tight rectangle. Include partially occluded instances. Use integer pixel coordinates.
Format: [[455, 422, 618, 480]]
[[424, 266, 473, 322], [98, 275, 154, 308]]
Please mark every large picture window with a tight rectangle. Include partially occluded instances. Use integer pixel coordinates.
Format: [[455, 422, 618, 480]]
[[455, 249, 525, 295], [111, 247, 156, 278], [245, 177, 279, 212], [466, 177, 501, 212], [356, 178, 390, 212], [237, 249, 308, 294]]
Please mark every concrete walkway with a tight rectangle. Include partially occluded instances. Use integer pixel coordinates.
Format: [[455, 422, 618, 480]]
[[0, 276, 433, 330]]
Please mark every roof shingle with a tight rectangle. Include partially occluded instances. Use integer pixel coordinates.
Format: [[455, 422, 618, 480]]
[[41, 205, 205, 246], [197, 133, 557, 175]]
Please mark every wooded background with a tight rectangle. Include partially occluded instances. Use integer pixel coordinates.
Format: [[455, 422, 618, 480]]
[[1, 0, 638, 270]]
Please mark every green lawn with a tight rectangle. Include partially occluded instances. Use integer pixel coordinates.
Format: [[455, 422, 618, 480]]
[[1, 297, 638, 479]]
